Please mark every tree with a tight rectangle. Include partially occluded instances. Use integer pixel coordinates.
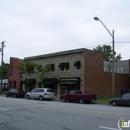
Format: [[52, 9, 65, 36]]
[[0, 62, 9, 79], [15, 61, 51, 87], [93, 45, 122, 62], [15, 61, 38, 87], [36, 64, 51, 85]]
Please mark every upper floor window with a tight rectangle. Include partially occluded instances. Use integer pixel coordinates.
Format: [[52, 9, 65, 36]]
[[111, 68, 116, 73], [103, 68, 108, 72], [74, 61, 81, 70], [118, 68, 123, 73], [58, 62, 69, 72], [36, 65, 42, 71], [49, 64, 54, 72]]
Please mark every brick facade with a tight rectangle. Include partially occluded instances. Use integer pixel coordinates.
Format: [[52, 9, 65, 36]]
[[8, 48, 130, 97], [8, 57, 23, 89], [84, 49, 130, 97]]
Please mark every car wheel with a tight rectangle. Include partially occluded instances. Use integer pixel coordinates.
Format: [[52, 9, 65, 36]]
[[39, 96, 43, 101], [61, 97, 66, 102], [26, 95, 30, 99], [5, 94, 8, 97], [112, 101, 117, 106], [79, 98, 84, 104], [13, 95, 16, 98]]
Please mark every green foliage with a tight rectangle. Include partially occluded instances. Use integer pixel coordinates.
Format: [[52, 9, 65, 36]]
[[2, 86, 10, 92], [15, 61, 51, 86], [93, 45, 122, 62], [37, 64, 51, 82], [0, 63, 9, 79], [16, 61, 37, 76], [14, 61, 38, 87]]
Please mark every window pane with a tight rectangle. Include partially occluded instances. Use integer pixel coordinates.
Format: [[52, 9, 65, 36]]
[[77, 66, 81, 70], [61, 67, 64, 71], [46, 89, 54, 92]]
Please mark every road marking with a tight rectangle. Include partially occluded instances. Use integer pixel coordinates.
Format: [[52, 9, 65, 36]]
[[0, 99, 130, 118], [0, 108, 8, 111], [84, 106, 119, 111], [99, 126, 119, 130]]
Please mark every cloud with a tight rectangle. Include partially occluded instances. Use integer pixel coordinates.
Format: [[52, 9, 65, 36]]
[[0, 0, 130, 63]]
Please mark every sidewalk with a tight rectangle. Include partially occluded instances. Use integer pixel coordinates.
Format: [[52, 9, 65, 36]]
[[54, 97, 60, 101]]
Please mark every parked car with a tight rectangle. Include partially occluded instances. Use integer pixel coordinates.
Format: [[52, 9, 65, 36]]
[[26, 88, 55, 101], [60, 90, 96, 104], [5, 89, 25, 98], [109, 93, 130, 106]]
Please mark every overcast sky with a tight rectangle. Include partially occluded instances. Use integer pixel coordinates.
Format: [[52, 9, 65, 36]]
[[0, 0, 130, 63]]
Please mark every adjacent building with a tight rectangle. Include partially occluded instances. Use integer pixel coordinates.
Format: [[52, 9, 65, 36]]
[[104, 60, 130, 74], [8, 57, 23, 89], [0, 79, 8, 89]]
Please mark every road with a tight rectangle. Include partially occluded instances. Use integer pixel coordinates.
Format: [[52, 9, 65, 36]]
[[0, 96, 130, 130]]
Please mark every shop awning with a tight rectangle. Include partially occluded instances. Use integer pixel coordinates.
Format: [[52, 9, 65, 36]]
[[58, 62, 69, 67], [74, 61, 81, 66], [43, 78, 57, 85]]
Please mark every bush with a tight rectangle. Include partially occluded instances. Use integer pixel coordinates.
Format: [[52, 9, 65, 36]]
[[2, 87, 10, 91]]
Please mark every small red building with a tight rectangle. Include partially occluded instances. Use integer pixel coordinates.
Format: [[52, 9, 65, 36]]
[[8, 57, 23, 89]]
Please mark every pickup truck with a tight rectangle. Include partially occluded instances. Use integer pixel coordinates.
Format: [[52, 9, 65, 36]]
[[60, 90, 96, 104]]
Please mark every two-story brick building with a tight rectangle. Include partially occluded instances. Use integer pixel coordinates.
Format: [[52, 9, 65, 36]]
[[23, 48, 130, 97]]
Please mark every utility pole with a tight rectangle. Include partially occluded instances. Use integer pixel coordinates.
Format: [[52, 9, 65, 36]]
[[94, 17, 115, 98], [0, 41, 5, 94]]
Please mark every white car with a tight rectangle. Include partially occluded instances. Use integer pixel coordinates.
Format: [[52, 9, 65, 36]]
[[26, 88, 55, 101]]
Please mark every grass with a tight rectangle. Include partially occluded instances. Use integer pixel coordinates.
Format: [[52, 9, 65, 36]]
[[0, 91, 6, 95], [95, 97, 112, 104]]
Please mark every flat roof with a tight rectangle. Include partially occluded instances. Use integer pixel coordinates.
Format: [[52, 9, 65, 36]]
[[24, 48, 87, 60]]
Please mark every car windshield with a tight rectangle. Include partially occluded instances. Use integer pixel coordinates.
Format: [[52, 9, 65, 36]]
[[17, 89, 22, 92], [46, 89, 54, 92]]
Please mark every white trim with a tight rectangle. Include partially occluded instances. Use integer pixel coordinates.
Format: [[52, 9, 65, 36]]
[[99, 126, 119, 130], [111, 68, 116, 73], [76, 66, 81, 71], [60, 66, 69, 72], [103, 68, 108, 72], [117, 68, 123, 73]]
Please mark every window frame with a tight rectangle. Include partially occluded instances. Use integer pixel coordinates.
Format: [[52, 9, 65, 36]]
[[49, 64, 54, 72], [74, 61, 81, 71], [111, 68, 116, 73], [103, 68, 108, 72], [118, 68, 123, 73]]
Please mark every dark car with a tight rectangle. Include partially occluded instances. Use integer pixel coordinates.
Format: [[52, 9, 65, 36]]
[[5, 89, 25, 98], [60, 90, 96, 104], [109, 93, 130, 106]]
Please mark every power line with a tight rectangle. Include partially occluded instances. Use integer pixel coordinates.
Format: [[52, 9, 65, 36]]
[[115, 41, 130, 43], [116, 37, 130, 41], [86, 40, 130, 49], [86, 41, 112, 49]]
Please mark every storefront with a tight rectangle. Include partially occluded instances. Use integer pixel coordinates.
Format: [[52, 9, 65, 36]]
[[43, 78, 57, 94], [23, 79, 36, 92], [59, 77, 80, 94]]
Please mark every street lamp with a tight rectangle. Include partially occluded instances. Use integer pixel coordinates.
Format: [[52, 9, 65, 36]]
[[0, 41, 5, 94], [94, 17, 115, 98]]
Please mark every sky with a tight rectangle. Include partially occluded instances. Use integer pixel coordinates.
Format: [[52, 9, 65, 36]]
[[0, 0, 130, 63]]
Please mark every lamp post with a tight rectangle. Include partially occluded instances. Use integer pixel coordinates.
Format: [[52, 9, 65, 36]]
[[94, 17, 115, 98], [0, 41, 5, 94]]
